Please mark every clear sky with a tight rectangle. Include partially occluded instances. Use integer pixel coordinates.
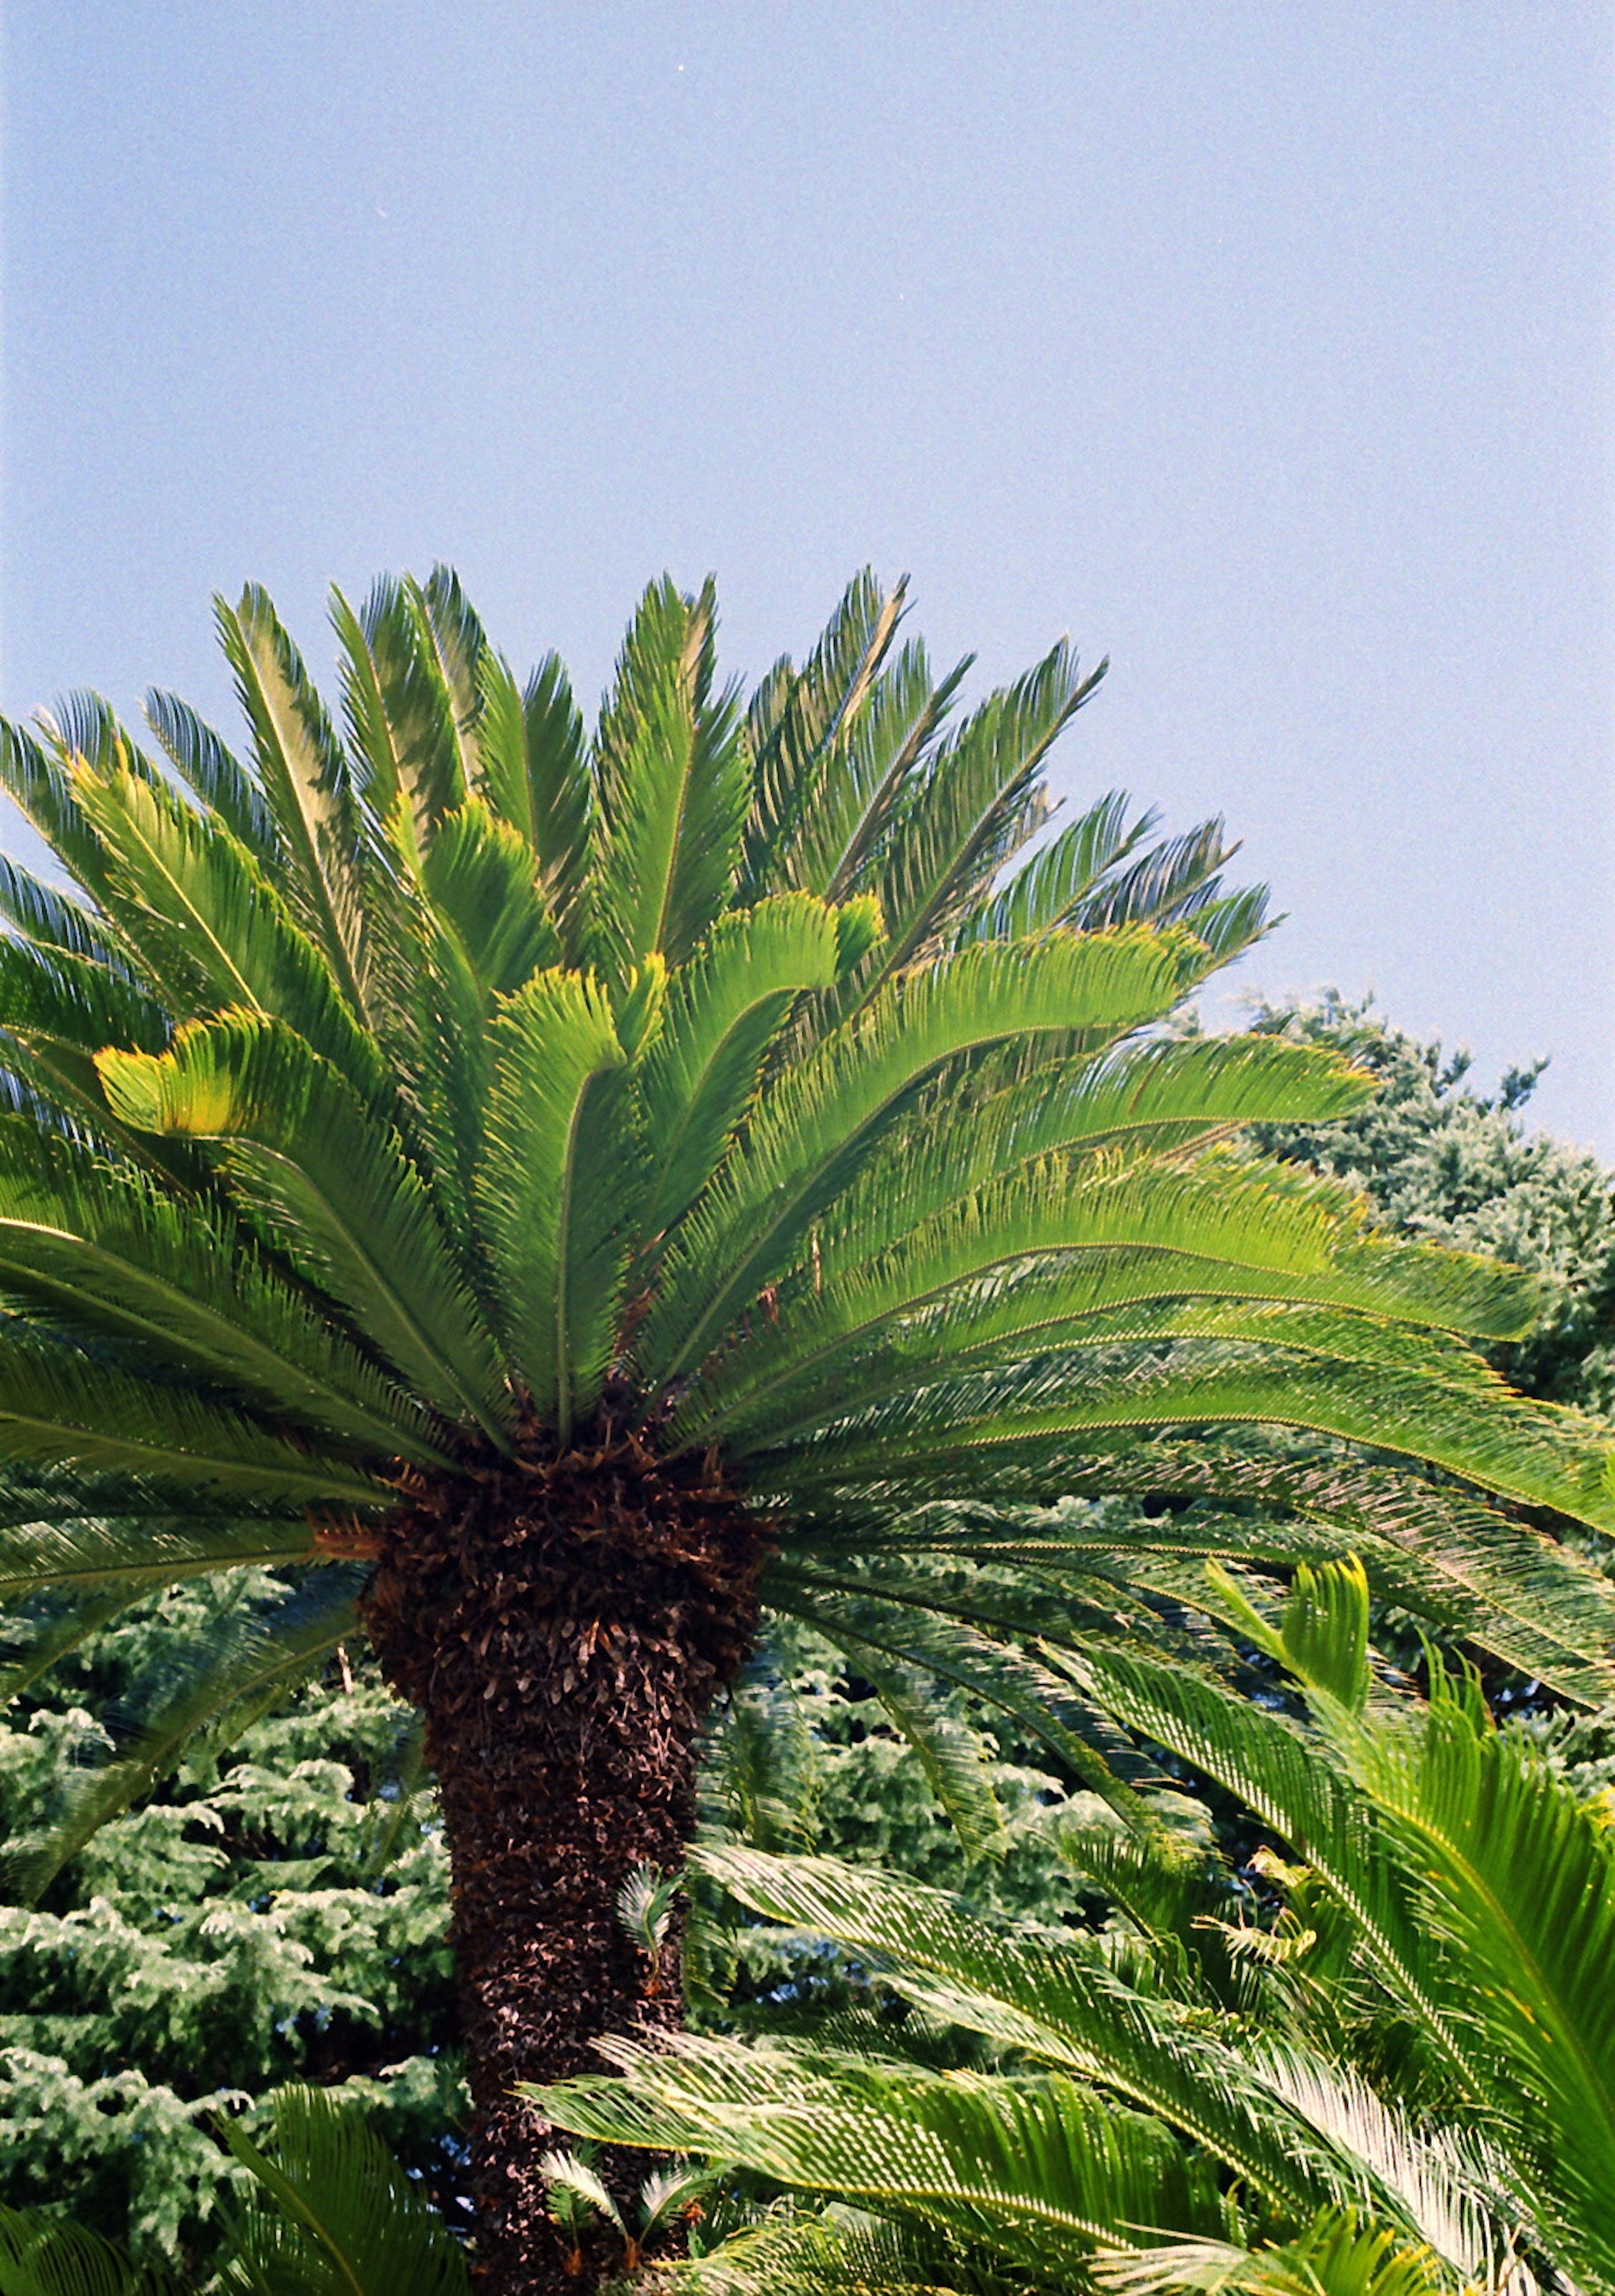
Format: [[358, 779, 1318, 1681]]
[[5, 3, 1612, 1149]]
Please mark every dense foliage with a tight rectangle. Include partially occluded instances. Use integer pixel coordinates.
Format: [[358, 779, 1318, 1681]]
[[1249, 992, 1615, 1413], [0, 554, 1611, 2284], [4, 949, 1615, 2273], [543, 1558, 1615, 2292]]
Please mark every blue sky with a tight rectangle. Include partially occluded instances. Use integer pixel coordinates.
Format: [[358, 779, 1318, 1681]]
[[5, 2, 1612, 1148]]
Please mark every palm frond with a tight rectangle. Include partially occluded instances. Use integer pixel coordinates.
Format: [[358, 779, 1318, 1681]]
[[11, 1566, 366, 1897], [0, 2205, 184, 2296], [216, 2082, 471, 2296], [68, 757, 384, 1098], [739, 569, 911, 899], [591, 574, 749, 972], [0, 1508, 312, 1599], [96, 1013, 511, 1445], [0, 1321, 387, 1505], [532, 2037, 1234, 2268], [476, 969, 633, 1436], [638, 894, 844, 1234], [953, 791, 1146, 945], [857, 641, 1107, 985], [471, 646, 593, 933], [0, 1119, 445, 1460], [214, 585, 371, 1021], [641, 928, 1213, 1386], [144, 687, 280, 861]]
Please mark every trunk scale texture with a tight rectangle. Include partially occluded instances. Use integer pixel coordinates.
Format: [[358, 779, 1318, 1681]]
[[361, 1436, 766, 2293]]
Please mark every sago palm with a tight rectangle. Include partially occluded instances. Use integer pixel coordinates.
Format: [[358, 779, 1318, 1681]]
[[543, 1558, 1615, 2293], [0, 567, 1610, 2287]]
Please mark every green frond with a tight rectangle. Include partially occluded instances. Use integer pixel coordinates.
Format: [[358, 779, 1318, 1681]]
[[470, 647, 593, 938], [682, 1145, 1533, 1450], [760, 1568, 1162, 1822], [1178, 886, 1273, 963], [214, 585, 371, 1021], [1045, 1446, 1615, 1706], [591, 575, 749, 971], [0, 933, 171, 1064], [336, 572, 471, 856], [95, 1013, 511, 1445], [0, 1321, 387, 1505], [689, 1847, 1332, 2220], [953, 791, 1146, 945], [1068, 817, 1239, 937], [640, 928, 1214, 1386], [1092, 2211, 1456, 2296], [69, 757, 384, 1097], [857, 640, 1107, 987], [1341, 1667, 1615, 2271], [679, 2210, 1024, 2296], [821, 1643, 1009, 1857], [638, 894, 845, 1233], [0, 1506, 310, 1598], [739, 569, 911, 899], [0, 715, 120, 908], [538, 2147, 627, 2239], [144, 687, 280, 860], [0, 2204, 184, 2296], [1044, 1641, 1484, 2096], [784, 639, 968, 907], [532, 2037, 1234, 2267], [416, 563, 488, 788], [476, 968, 634, 1436], [217, 2082, 471, 2296], [802, 1034, 1381, 1290], [1239, 2048, 1504, 2280], [0, 857, 125, 969], [763, 1348, 1615, 1537], [419, 798, 560, 998], [0, 1119, 445, 1461]]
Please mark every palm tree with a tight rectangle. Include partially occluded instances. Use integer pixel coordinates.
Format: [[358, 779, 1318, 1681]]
[[541, 1557, 1615, 2293], [0, 567, 1610, 2287]]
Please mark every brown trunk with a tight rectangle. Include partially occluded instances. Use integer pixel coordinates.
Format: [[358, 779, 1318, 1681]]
[[360, 1434, 766, 2294]]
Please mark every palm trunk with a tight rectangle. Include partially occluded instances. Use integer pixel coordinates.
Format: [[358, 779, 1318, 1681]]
[[361, 1438, 765, 2294]]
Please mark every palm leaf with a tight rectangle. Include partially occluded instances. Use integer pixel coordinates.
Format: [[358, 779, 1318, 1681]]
[[144, 687, 280, 861], [0, 1322, 386, 1505], [96, 1014, 511, 1445], [10, 1567, 366, 1897], [641, 928, 1214, 1386], [68, 758, 384, 1096], [638, 894, 844, 1234], [476, 969, 634, 1436], [214, 585, 371, 1020], [0, 1119, 444, 1461], [217, 2082, 471, 2296], [591, 575, 749, 972]]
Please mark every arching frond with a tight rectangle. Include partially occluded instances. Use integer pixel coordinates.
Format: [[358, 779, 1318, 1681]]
[[640, 928, 1215, 1385], [637, 894, 844, 1234], [144, 687, 280, 861], [476, 970, 633, 1436], [217, 2082, 471, 2296], [214, 587, 371, 1022], [96, 1015, 510, 1445]]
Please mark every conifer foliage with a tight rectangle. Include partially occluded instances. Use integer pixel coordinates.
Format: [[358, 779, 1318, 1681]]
[[0, 569, 1611, 2286]]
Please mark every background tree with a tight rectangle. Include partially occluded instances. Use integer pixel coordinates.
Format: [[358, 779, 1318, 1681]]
[[1247, 992, 1615, 1413], [0, 570, 1610, 2286]]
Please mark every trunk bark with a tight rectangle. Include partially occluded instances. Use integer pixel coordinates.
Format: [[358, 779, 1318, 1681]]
[[360, 1436, 765, 2294]]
